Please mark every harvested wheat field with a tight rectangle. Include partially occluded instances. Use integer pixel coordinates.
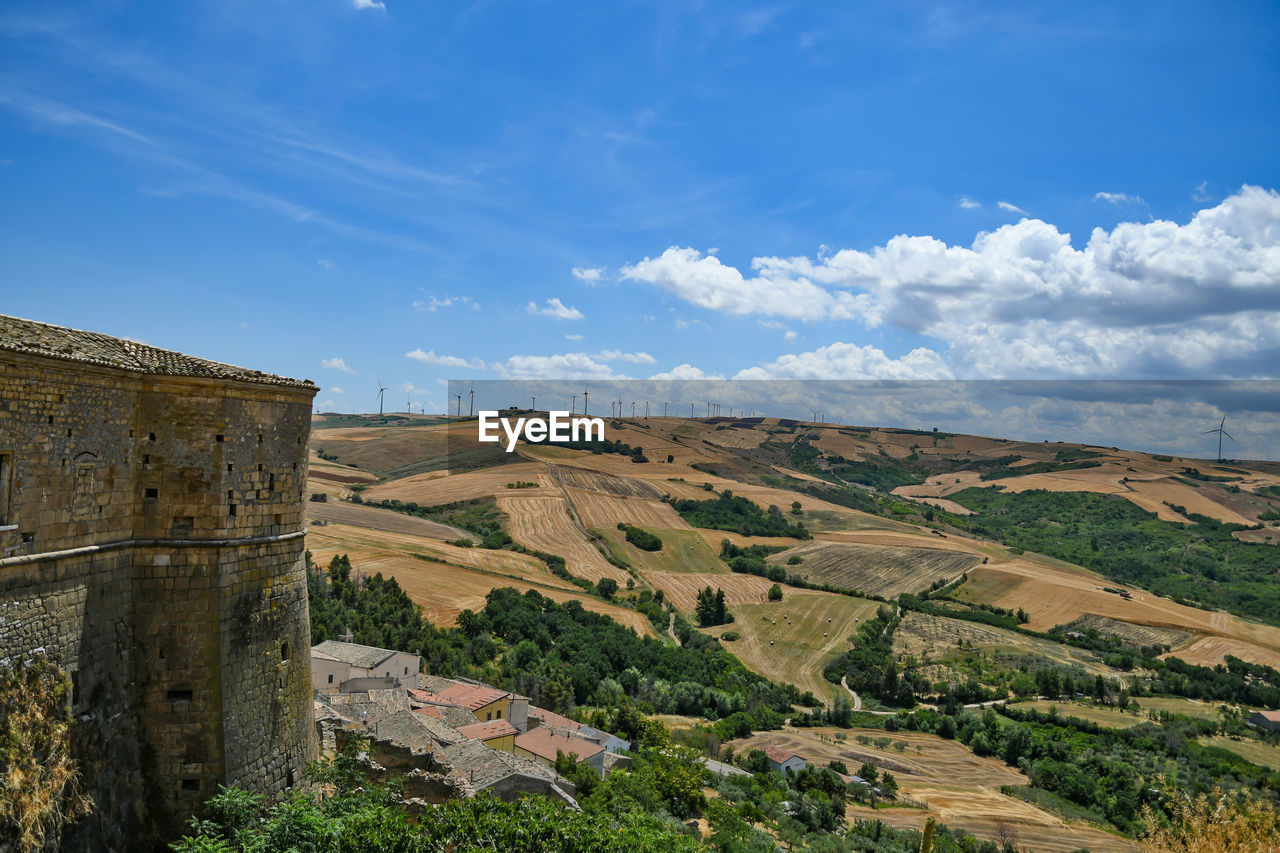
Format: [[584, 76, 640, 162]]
[[768, 541, 980, 597], [497, 494, 631, 585], [591, 526, 723, 575], [813, 528, 994, 555], [956, 558, 1280, 667], [548, 464, 662, 498], [643, 571, 785, 612], [1162, 634, 1280, 669], [364, 462, 554, 504], [305, 525, 654, 635], [565, 487, 688, 529], [730, 727, 1133, 853], [1201, 734, 1280, 770], [306, 501, 476, 542], [708, 593, 882, 700], [306, 523, 575, 591]]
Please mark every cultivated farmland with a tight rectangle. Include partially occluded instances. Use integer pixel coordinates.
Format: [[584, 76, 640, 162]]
[[497, 493, 632, 585], [768, 541, 980, 597]]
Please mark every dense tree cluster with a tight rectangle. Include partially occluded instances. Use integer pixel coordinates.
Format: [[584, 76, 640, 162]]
[[694, 587, 732, 627], [617, 523, 663, 551], [669, 492, 810, 539]]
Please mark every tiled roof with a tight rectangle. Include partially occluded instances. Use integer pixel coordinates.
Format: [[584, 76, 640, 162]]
[[0, 314, 316, 389], [1256, 710, 1280, 722], [312, 640, 400, 670], [457, 719, 519, 741], [440, 740, 565, 791], [529, 706, 581, 731], [515, 727, 604, 763], [433, 681, 510, 712], [372, 710, 465, 750], [763, 745, 800, 765]]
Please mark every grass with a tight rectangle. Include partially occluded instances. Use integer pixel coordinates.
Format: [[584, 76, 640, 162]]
[[592, 527, 725, 574], [1201, 734, 1280, 770]]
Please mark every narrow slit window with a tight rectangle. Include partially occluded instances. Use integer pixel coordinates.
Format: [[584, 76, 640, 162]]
[[144, 488, 158, 501], [167, 689, 193, 703]]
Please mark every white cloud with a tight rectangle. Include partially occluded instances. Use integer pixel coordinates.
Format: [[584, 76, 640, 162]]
[[330, 386, 346, 394], [649, 364, 725, 380], [622, 247, 868, 321], [494, 353, 620, 379], [564, 333, 584, 341], [1094, 191, 1144, 205], [527, 297, 585, 320], [784, 330, 798, 341], [997, 200, 1028, 215], [734, 343, 954, 380], [595, 350, 657, 364], [572, 267, 605, 282], [413, 295, 476, 312], [353, 0, 385, 9], [321, 357, 355, 373], [317, 400, 335, 410], [405, 348, 486, 370], [675, 317, 711, 331], [958, 196, 981, 209], [317, 259, 335, 270], [621, 187, 1280, 378]]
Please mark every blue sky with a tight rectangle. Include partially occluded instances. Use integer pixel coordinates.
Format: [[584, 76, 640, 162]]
[[2, 1, 1278, 415]]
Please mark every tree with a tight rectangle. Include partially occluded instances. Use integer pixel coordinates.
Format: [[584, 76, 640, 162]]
[[790, 501, 802, 515], [597, 578, 619, 600], [879, 772, 898, 802], [713, 588, 727, 623], [768, 584, 783, 602]]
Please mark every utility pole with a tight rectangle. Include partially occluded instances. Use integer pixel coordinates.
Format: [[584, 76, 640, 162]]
[[531, 395, 536, 412]]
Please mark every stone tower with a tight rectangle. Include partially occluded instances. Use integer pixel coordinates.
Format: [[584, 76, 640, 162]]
[[0, 315, 318, 850]]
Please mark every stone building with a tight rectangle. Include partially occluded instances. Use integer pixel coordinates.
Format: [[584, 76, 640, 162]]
[[0, 315, 318, 850]]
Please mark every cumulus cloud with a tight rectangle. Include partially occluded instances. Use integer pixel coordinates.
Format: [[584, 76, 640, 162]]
[[958, 197, 981, 209], [649, 364, 726, 380], [621, 187, 1280, 378], [494, 353, 620, 379], [330, 386, 346, 394], [596, 350, 657, 364], [734, 343, 954, 380], [1094, 191, 1144, 205], [353, 0, 385, 9], [572, 267, 604, 282], [321, 357, 355, 373], [997, 200, 1028, 214], [527, 297, 585, 320], [622, 247, 869, 321], [405, 348, 486, 370], [784, 330, 798, 341]]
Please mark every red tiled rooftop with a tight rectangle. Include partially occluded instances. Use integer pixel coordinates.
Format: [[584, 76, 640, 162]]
[[457, 719, 519, 741], [434, 682, 510, 712], [515, 727, 604, 763], [763, 745, 799, 764]]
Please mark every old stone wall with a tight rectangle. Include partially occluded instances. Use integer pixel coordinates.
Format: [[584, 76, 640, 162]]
[[0, 350, 317, 850]]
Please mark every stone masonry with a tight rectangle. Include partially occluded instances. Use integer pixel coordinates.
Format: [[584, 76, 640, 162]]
[[0, 315, 319, 851]]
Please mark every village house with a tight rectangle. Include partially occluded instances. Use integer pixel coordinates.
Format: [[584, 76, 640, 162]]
[[1249, 709, 1280, 733], [763, 745, 808, 774], [311, 639, 420, 693], [515, 726, 607, 776], [457, 718, 520, 752]]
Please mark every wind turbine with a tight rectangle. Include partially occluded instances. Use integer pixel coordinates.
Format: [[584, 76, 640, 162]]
[[631, 401, 637, 418], [454, 392, 462, 417], [531, 395, 536, 413], [664, 402, 668, 418], [570, 394, 578, 415], [377, 380, 388, 416], [582, 388, 589, 415], [1203, 415, 1235, 462], [468, 382, 475, 418]]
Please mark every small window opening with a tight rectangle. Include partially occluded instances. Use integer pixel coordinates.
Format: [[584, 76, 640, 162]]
[[149, 433, 156, 442], [172, 516, 194, 531], [226, 463, 233, 473], [167, 689, 193, 703], [0, 453, 12, 525], [66, 428, 72, 437], [258, 464, 264, 472], [286, 769, 296, 788], [142, 454, 150, 465], [48, 415, 54, 424], [181, 779, 199, 792], [257, 433, 263, 443], [328, 673, 334, 684], [159, 647, 166, 660], [144, 488, 158, 500], [273, 514, 282, 526], [215, 434, 224, 443], [269, 474, 275, 491], [280, 642, 290, 662], [228, 504, 237, 517], [71, 671, 80, 707]]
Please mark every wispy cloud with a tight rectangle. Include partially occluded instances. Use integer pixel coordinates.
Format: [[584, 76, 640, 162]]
[[1094, 191, 1144, 205], [318, 259, 335, 270], [572, 266, 604, 282], [330, 386, 346, 394], [0, 90, 153, 145], [405, 348, 486, 370], [1193, 180, 1212, 202], [321, 357, 355, 373], [958, 196, 981, 209], [595, 350, 656, 364], [527, 297, 585, 320], [413, 295, 477, 312], [353, 0, 386, 10], [564, 333, 584, 341], [997, 200, 1027, 215]]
